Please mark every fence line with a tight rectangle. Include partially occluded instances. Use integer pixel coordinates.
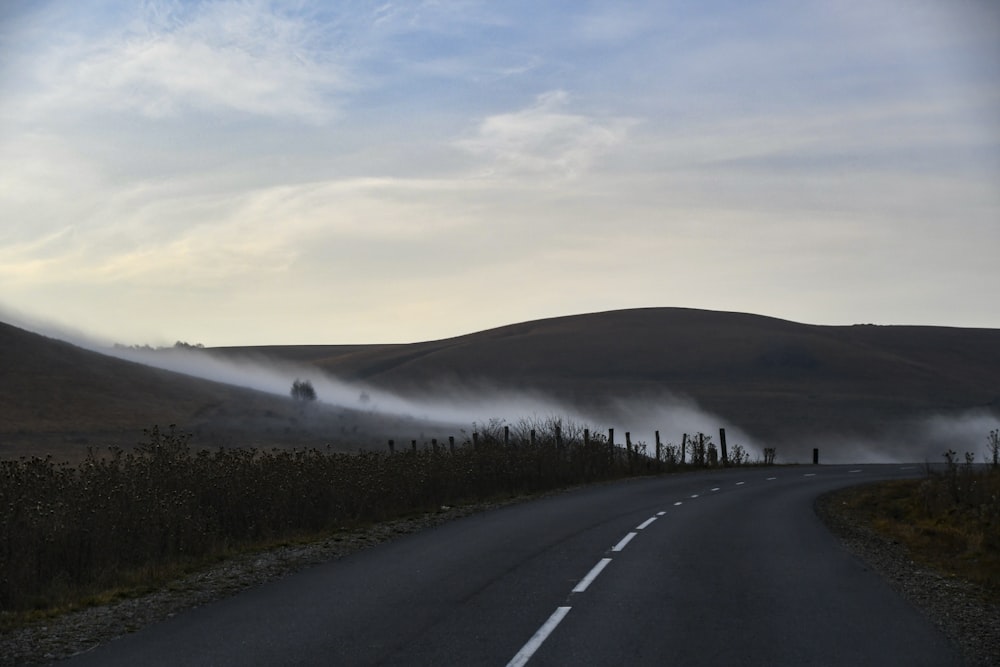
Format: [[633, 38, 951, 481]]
[[383, 426, 778, 471]]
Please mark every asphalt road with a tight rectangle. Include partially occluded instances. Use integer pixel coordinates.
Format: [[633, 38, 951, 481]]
[[62, 465, 964, 666]]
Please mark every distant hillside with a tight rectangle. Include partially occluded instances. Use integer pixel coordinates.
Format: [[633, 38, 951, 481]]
[[4, 308, 999, 461], [219, 308, 1000, 445], [0, 322, 448, 460]]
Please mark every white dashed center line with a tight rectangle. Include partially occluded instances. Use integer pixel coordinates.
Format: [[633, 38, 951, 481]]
[[506, 606, 571, 667], [572, 558, 612, 593], [636, 517, 657, 530], [612, 532, 637, 552], [506, 467, 825, 666]]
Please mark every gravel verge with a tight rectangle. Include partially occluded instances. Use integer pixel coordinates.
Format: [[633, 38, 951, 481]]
[[816, 485, 1000, 667]]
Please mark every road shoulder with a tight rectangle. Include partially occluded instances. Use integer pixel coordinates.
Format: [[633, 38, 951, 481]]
[[816, 485, 999, 667]]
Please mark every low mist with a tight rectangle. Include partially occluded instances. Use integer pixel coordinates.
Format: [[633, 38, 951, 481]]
[[806, 411, 1000, 465], [99, 343, 766, 457], [73, 336, 1000, 464], [7, 309, 996, 465]]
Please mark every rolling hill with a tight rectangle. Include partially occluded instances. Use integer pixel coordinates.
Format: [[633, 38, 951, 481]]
[[3, 308, 998, 461], [0, 321, 452, 460], [218, 308, 1000, 452]]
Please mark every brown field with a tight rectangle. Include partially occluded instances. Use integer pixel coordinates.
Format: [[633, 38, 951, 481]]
[[219, 308, 1000, 456], [3, 307, 999, 461], [0, 321, 454, 461]]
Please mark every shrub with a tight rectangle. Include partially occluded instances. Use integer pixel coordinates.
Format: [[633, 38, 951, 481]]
[[0, 419, 762, 616], [290, 379, 317, 402], [0, 420, 637, 613], [728, 443, 748, 466]]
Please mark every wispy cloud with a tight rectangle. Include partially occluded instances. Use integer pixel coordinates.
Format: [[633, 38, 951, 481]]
[[12, 1, 345, 122], [0, 1, 997, 345], [457, 90, 635, 177], [0, 174, 492, 289]]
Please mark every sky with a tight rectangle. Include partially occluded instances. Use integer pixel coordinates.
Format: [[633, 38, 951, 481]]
[[1, 0, 998, 347]]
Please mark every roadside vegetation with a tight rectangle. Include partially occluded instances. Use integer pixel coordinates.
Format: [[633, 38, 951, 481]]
[[834, 432, 1000, 603], [0, 421, 755, 624]]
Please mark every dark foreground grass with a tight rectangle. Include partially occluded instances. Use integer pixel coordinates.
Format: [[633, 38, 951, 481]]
[[836, 463, 1000, 603], [1, 422, 747, 624]]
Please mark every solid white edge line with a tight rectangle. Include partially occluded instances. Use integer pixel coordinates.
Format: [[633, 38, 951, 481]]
[[572, 558, 613, 593], [506, 606, 572, 667], [612, 532, 637, 552], [636, 517, 657, 530]]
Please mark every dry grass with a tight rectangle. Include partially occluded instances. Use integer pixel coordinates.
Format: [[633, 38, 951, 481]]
[[836, 464, 1000, 602], [5, 309, 1000, 462], [245, 308, 1000, 445], [0, 321, 460, 461], [3, 420, 722, 622]]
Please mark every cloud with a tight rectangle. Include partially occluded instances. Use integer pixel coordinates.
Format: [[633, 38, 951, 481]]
[[12, 1, 345, 122], [0, 173, 495, 290], [0, 1, 997, 346], [457, 90, 636, 177], [0, 131, 106, 246]]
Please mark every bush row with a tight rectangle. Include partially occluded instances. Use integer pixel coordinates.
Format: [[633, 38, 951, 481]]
[[0, 420, 754, 613]]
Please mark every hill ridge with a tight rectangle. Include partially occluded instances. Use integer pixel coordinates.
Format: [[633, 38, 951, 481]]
[[3, 308, 999, 461]]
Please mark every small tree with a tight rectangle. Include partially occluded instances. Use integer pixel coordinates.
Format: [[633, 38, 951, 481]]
[[988, 428, 999, 468], [290, 379, 317, 402]]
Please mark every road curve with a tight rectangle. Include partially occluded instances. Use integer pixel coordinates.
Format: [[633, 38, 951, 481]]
[[62, 465, 963, 666]]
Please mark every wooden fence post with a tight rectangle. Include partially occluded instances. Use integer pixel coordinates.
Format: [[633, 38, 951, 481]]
[[555, 425, 562, 450], [681, 433, 687, 465], [719, 428, 728, 467], [411, 440, 417, 452], [504, 425, 510, 446], [473, 432, 479, 448], [388, 439, 395, 454], [655, 431, 662, 470], [813, 448, 819, 465], [608, 428, 615, 467], [432, 438, 438, 453], [626, 432, 633, 474], [584, 429, 590, 445], [530, 429, 536, 446], [449, 436, 455, 454]]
